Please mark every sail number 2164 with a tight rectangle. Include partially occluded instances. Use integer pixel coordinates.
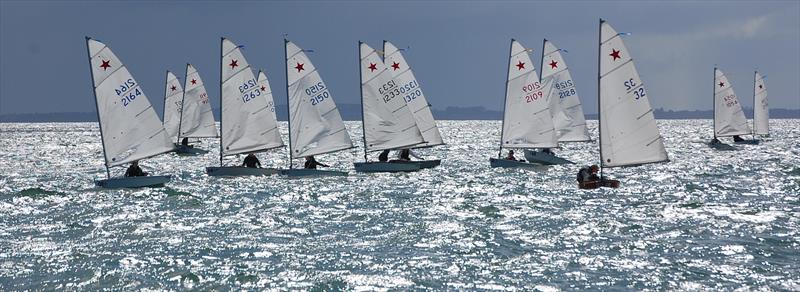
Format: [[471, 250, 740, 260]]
[[115, 78, 141, 107]]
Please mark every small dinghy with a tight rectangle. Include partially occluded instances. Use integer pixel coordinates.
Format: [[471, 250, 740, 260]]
[[280, 39, 354, 177], [85, 37, 176, 188], [206, 38, 285, 177], [712, 67, 759, 147], [523, 149, 574, 165], [162, 64, 218, 156], [582, 19, 671, 188], [490, 39, 561, 168], [383, 41, 445, 168], [354, 42, 426, 173], [751, 70, 770, 142]]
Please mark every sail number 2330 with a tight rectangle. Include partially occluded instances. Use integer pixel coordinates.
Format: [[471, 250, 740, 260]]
[[116, 78, 141, 107]]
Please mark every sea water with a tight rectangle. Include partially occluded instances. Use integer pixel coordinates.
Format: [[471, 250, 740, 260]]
[[0, 120, 798, 290]]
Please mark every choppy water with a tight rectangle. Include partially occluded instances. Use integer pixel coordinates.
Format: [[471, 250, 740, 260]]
[[1, 120, 799, 290]]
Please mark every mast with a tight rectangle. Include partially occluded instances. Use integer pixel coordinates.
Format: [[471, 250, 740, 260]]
[[597, 19, 604, 179], [284, 39, 293, 169], [218, 37, 224, 166], [540, 38, 546, 83], [712, 66, 716, 139], [177, 64, 189, 145], [498, 39, 513, 158], [752, 70, 757, 137], [86, 36, 111, 179], [358, 41, 368, 162], [162, 70, 169, 135]]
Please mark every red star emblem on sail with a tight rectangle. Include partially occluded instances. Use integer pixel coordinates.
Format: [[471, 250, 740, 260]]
[[260, 86, 266, 92], [229, 59, 239, 69], [100, 60, 111, 71], [170, 85, 177, 91], [719, 82, 725, 87], [391, 62, 400, 70], [609, 49, 621, 61], [549, 60, 558, 69], [294, 62, 304, 72], [758, 84, 763, 89], [191, 79, 197, 85], [516, 61, 525, 70], [368, 63, 378, 72]]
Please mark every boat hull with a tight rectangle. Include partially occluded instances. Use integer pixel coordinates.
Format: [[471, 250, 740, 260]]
[[489, 158, 542, 168], [408, 159, 441, 169], [353, 162, 421, 173], [708, 141, 737, 151], [733, 139, 760, 145], [205, 167, 280, 177], [280, 169, 348, 177], [174, 145, 209, 156], [523, 150, 575, 165], [95, 175, 171, 188], [578, 179, 620, 189]]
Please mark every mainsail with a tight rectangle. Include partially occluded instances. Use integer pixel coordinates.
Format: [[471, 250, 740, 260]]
[[383, 41, 444, 148], [163, 71, 184, 141], [285, 40, 353, 158], [220, 38, 284, 156], [359, 41, 424, 152], [500, 39, 557, 149], [713, 67, 750, 137], [86, 37, 174, 167], [541, 39, 591, 142], [256, 70, 280, 130], [598, 20, 669, 167], [180, 64, 218, 138], [753, 71, 769, 136]]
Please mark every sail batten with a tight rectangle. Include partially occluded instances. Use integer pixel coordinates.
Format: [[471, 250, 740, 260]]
[[598, 21, 669, 168], [713, 68, 750, 137]]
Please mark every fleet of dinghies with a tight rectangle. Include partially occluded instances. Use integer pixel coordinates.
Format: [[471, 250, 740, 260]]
[[83, 18, 772, 189]]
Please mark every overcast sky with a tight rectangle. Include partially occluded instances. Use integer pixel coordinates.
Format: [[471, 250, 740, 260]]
[[1, 0, 798, 116]]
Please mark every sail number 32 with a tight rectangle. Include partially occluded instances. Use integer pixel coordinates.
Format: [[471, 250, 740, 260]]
[[624, 78, 646, 100]]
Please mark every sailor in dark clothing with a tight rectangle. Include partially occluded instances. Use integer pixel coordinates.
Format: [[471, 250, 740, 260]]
[[304, 156, 329, 169], [576, 165, 600, 187], [378, 150, 390, 162], [124, 160, 148, 177], [733, 135, 744, 142], [541, 148, 554, 155], [180, 137, 193, 148], [398, 149, 411, 161], [242, 153, 261, 168], [505, 150, 518, 161], [710, 137, 721, 145]]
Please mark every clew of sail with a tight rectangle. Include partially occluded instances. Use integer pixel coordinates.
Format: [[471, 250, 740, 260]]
[[753, 71, 769, 136], [86, 37, 174, 167], [714, 67, 750, 137], [180, 64, 218, 138], [163, 71, 184, 141], [599, 20, 669, 167], [541, 39, 591, 142]]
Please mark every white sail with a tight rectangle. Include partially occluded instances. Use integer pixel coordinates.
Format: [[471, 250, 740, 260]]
[[383, 41, 444, 148], [285, 40, 353, 158], [163, 71, 184, 141], [220, 38, 284, 156], [713, 67, 750, 137], [180, 64, 218, 138], [500, 39, 557, 149], [753, 71, 769, 136], [359, 42, 425, 152], [256, 70, 280, 129], [541, 39, 591, 142], [599, 20, 669, 167], [86, 38, 174, 167]]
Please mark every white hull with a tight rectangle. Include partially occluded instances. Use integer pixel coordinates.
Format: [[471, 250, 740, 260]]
[[95, 175, 171, 188], [489, 158, 543, 169], [205, 167, 280, 177], [523, 150, 574, 165]]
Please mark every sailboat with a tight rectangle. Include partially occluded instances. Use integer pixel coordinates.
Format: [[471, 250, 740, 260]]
[[279, 39, 353, 177], [354, 41, 425, 173], [710, 67, 758, 148], [85, 37, 175, 188], [173, 63, 218, 155], [205, 37, 285, 176], [585, 19, 670, 189], [163, 71, 184, 147], [490, 39, 559, 168], [752, 71, 769, 139], [382, 40, 444, 169]]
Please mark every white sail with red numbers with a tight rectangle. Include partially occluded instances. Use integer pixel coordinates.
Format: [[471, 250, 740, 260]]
[[599, 20, 668, 167], [285, 40, 353, 158], [359, 41, 424, 151], [180, 64, 218, 138], [163, 71, 184, 141], [541, 39, 591, 142], [753, 71, 769, 136], [86, 37, 174, 167], [220, 38, 283, 156], [501, 39, 557, 149], [713, 67, 750, 137], [383, 40, 444, 148]]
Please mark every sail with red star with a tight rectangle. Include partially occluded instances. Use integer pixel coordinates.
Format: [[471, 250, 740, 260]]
[[540, 39, 591, 143], [284, 40, 353, 158], [359, 41, 424, 152], [753, 71, 769, 136], [500, 39, 557, 149], [180, 64, 218, 139], [383, 40, 444, 148], [219, 38, 284, 157], [256, 70, 279, 128], [598, 20, 669, 168], [163, 71, 184, 141], [713, 67, 750, 137], [85, 37, 174, 168]]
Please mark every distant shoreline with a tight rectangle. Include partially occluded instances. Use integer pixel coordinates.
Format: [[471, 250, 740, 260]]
[[1, 106, 798, 122]]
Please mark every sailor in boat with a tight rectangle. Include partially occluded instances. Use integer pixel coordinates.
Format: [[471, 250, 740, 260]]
[[124, 160, 148, 177], [541, 148, 554, 155], [378, 150, 390, 162], [241, 153, 261, 168], [505, 150, 518, 161], [397, 149, 411, 161], [576, 165, 600, 188], [180, 137, 194, 148], [304, 156, 329, 169], [709, 137, 721, 145], [732, 135, 744, 142]]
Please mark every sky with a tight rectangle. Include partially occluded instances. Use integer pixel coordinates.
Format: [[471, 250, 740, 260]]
[[1, 0, 799, 116]]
